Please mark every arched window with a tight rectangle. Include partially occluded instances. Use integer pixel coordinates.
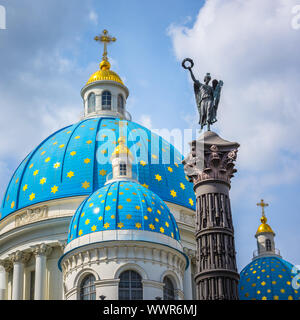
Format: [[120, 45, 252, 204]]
[[119, 270, 143, 300], [88, 93, 95, 113], [118, 94, 124, 112], [266, 239, 272, 251], [119, 163, 127, 176], [102, 91, 112, 110], [163, 276, 175, 300], [80, 274, 96, 300]]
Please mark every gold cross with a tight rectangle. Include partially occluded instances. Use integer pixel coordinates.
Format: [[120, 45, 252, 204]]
[[94, 29, 116, 61], [256, 199, 269, 216]]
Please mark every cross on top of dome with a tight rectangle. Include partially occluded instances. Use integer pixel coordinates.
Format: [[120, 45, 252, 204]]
[[94, 29, 116, 63]]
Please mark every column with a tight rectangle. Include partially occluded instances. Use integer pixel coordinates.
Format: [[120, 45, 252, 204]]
[[183, 248, 193, 300], [9, 251, 31, 300], [32, 243, 52, 300], [0, 260, 12, 300], [183, 131, 240, 300]]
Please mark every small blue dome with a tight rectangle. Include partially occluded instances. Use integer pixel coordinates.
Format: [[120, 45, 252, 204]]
[[0, 117, 195, 220], [67, 180, 181, 243], [239, 256, 300, 300]]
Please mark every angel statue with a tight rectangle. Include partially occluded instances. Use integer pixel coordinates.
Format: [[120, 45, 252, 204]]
[[182, 58, 223, 131]]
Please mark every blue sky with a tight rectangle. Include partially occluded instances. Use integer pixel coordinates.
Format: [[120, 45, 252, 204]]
[[0, 0, 299, 270]]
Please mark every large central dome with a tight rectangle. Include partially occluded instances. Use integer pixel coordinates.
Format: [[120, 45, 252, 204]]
[[0, 117, 195, 220]]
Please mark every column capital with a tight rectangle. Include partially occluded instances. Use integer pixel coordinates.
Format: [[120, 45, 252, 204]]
[[31, 243, 52, 257], [182, 131, 239, 186], [0, 259, 13, 272], [9, 250, 31, 265]]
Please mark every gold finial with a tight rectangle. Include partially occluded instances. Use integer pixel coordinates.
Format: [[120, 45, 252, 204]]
[[256, 199, 274, 235], [94, 29, 116, 69], [257, 199, 268, 218]]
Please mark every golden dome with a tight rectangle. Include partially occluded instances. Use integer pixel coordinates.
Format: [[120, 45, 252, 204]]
[[111, 137, 133, 157], [86, 59, 124, 85], [256, 216, 274, 235]]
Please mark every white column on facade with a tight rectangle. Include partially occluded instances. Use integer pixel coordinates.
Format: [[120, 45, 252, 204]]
[[0, 260, 12, 300], [31, 243, 52, 300], [183, 248, 195, 300], [9, 251, 31, 300]]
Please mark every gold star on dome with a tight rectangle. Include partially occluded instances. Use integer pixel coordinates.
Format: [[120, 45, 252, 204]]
[[262, 296, 267, 300], [41, 151, 46, 155], [165, 222, 169, 227], [89, 203, 94, 207], [142, 183, 149, 189], [75, 136, 80, 139], [45, 157, 51, 163], [29, 193, 35, 201], [160, 227, 165, 233], [40, 177, 47, 185], [10, 201, 15, 209], [152, 154, 158, 159], [136, 206, 141, 210], [29, 163, 34, 169], [51, 185, 58, 194], [99, 169, 107, 176], [174, 162, 179, 167], [147, 207, 152, 213], [53, 162, 60, 169], [168, 167, 173, 173], [170, 190, 177, 198], [33, 170, 39, 176], [84, 158, 91, 164], [23, 184, 28, 192], [189, 198, 194, 206], [15, 178, 19, 184], [155, 174, 162, 182], [91, 225, 97, 232], [118, 205, 123, 209], [118, 222, 124, 229], [104, 222, 110, 229], [136, 223, 142, 229], [82, 181, 90, 189], [59, 144, 65, 148], [140, 160, 147, 166], [180, 183, 185, 190], [67, 171, 74, 178], [98, 216, 103, 221], [86, 140, 92, 144], [144, 216, 148, 220], [126, 214, 132, 220], [53, 142, 57, 145], [70, 151, 76, 156], [101, 149, 107, 154], [85, 219, 90, 225], [126, 198, 131, 202], [79, 230, 83, 236], [157, 210, 161, 215], [149, 224, 155, 230], [105, 205, 111, 211]]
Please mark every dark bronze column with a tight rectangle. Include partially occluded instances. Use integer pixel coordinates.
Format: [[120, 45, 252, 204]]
[[183, 131, 240, 300]]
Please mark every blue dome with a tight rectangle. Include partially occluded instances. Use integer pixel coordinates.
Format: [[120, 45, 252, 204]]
[[67, 180, 181, 243], [0, 117, 195, 220], [239, 256, 300, 300]]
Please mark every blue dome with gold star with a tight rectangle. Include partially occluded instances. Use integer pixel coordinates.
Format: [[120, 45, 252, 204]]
[[67, 180, 181, 243], [239, 256, 300, 300], [0, 117, 195, 220]]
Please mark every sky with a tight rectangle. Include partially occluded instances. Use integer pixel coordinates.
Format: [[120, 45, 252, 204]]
[[0, 0, 300, 270]]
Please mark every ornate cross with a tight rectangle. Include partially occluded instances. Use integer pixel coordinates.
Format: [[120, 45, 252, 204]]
[[94, 29, 116, 61], [256, 199, 269, 216]]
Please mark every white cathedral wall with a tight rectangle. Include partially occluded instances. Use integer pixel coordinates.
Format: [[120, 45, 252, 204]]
[[0, 196, 196, 300]]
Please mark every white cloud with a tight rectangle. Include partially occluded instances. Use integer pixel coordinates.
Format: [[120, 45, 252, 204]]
[[168, 0, 300, 191], [89, 10, 98, 25]]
